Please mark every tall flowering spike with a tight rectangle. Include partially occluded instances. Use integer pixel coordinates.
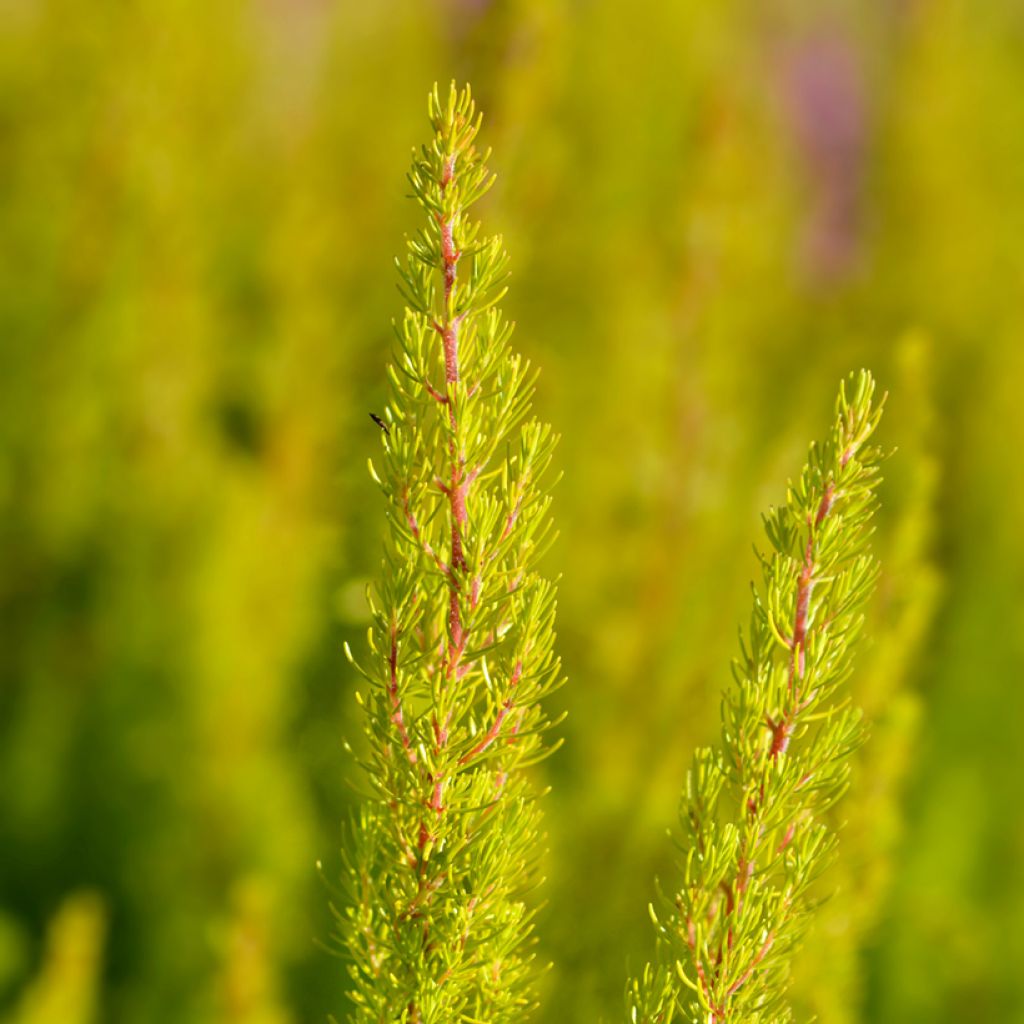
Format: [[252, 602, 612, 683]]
[[628, 371, 886, 1024], [339, 83, 562, 1024]]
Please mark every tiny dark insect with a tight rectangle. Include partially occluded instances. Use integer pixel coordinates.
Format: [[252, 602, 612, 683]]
[[369, 413, 390, 436]]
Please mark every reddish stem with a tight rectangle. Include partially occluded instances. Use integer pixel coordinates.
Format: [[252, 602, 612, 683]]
[[389, 624, 417, 765], [436, 162, 470, 680], [726, 933, 774, 998], [412, 144, 477, 898], [458, 661, 523, 764], [709, 474, 840, 1012]]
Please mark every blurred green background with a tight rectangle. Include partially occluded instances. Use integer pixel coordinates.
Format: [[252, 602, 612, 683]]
[[2, 1, 1023, 1021]]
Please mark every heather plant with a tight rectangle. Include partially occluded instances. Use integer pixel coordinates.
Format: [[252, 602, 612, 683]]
[[627, 371, 886, 1024], [788, 335, 940, 1023], [341, 81, 895, 1024], [338, 84, 562, 1023], [5, 6, 1024, 1024]]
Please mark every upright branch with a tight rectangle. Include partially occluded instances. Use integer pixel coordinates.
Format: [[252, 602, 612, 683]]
[[627, 371, 886, 1024], [338, 83, 563, 1024]]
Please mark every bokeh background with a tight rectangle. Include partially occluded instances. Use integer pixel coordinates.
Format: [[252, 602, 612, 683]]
[[2, 1, 1023, 1022]]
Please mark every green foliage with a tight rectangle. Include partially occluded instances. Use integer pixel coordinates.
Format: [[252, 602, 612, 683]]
[[787, 334, 942, 1023], [3, 4, 1024, 1023], [628, 372, 886, 1024], [338, 84, 562, 1024], [3, 894, 105, 1024]]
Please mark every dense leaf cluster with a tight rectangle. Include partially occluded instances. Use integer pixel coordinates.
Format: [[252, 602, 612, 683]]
[[628, 372, 886, 1024], [339, 84, 562, 1024]]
